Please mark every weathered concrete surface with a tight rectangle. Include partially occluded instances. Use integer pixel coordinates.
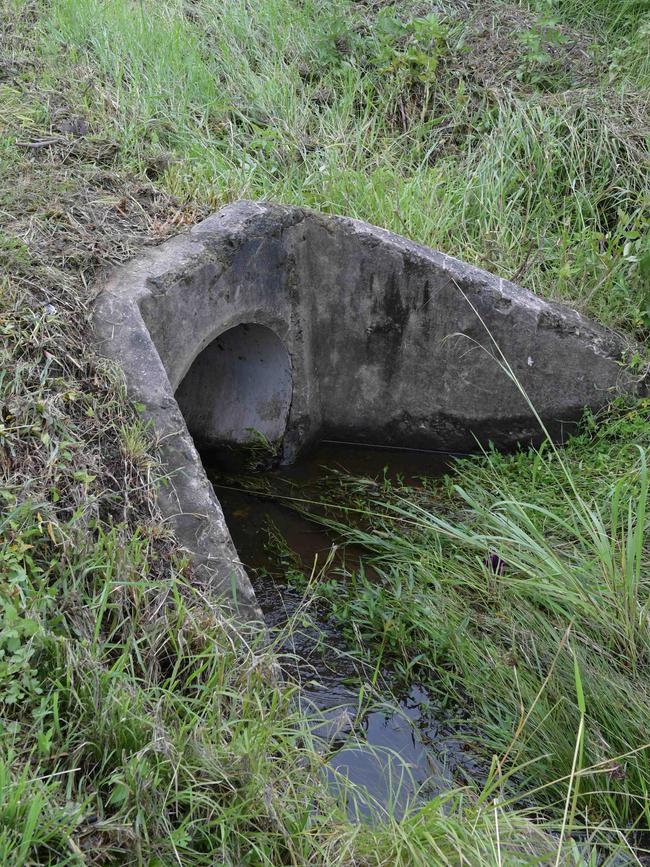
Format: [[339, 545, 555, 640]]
[[93, 201, 644, 620]]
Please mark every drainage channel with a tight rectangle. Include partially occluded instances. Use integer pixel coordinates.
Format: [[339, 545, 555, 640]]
[[203, 442, 483, 820]]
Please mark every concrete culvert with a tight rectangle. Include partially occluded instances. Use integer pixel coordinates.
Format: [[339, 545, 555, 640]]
[[175, 323, 292, 453], [92, 200, 645, 622]]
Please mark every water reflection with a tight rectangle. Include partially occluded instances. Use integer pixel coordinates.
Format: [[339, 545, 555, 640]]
[[204, 442, 481, 819]]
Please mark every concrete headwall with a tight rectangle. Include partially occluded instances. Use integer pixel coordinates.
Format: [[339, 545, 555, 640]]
[[93, 201, 643, 620]]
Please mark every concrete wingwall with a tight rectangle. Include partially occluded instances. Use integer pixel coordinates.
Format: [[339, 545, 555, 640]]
[[93, 201, 643, 620]]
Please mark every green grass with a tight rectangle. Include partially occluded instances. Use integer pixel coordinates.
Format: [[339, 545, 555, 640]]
[[286, 401, 650, 832], [36, 0, 650, 334], [1, 0, 649, 862]]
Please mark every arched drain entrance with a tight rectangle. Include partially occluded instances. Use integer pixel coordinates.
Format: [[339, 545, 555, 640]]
[[175, 323, 292, 455]]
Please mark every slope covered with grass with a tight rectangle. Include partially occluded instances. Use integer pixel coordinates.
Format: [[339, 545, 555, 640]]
[[0, 0, 648, 863], [36, 0, 650, 335]]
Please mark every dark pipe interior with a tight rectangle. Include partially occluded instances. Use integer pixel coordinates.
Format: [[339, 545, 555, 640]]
[[175, 323, 292, 452]]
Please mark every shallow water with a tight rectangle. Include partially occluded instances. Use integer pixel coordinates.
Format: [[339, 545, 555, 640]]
[[204, 441, 481, 819]]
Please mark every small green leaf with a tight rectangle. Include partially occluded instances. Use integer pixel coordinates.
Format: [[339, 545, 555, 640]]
[[107, 780, 131, 807], [21, 618, 39, 637]]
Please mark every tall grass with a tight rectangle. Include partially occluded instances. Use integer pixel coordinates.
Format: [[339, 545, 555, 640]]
[[40, 0, 650, 335], [0, 492, 582, 864], [300, 400, 650, 835]]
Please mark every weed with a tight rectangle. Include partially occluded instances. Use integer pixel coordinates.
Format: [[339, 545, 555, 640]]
[[514, 15, 569, 89], [369, 11, 449, 86], [243, 428, 283, 472]]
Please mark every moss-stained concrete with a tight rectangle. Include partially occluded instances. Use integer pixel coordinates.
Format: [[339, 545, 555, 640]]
[[93, 200, 644, 618]]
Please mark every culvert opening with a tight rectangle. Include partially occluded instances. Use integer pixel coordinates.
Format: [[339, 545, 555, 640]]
[[175, 323, 292, 467]]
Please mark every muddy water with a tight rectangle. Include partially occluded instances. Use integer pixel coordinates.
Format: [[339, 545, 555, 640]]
[[204, 441, 481, 819]]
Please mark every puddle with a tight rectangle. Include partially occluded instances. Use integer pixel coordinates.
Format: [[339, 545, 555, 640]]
[[203, 441, 482, 819]]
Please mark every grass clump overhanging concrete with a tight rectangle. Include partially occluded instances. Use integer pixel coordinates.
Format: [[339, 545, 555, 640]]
[[0, 0, 648, 862]]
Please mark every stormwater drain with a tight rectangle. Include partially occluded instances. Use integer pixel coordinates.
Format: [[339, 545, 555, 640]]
[[93, 201, 641, 622]]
